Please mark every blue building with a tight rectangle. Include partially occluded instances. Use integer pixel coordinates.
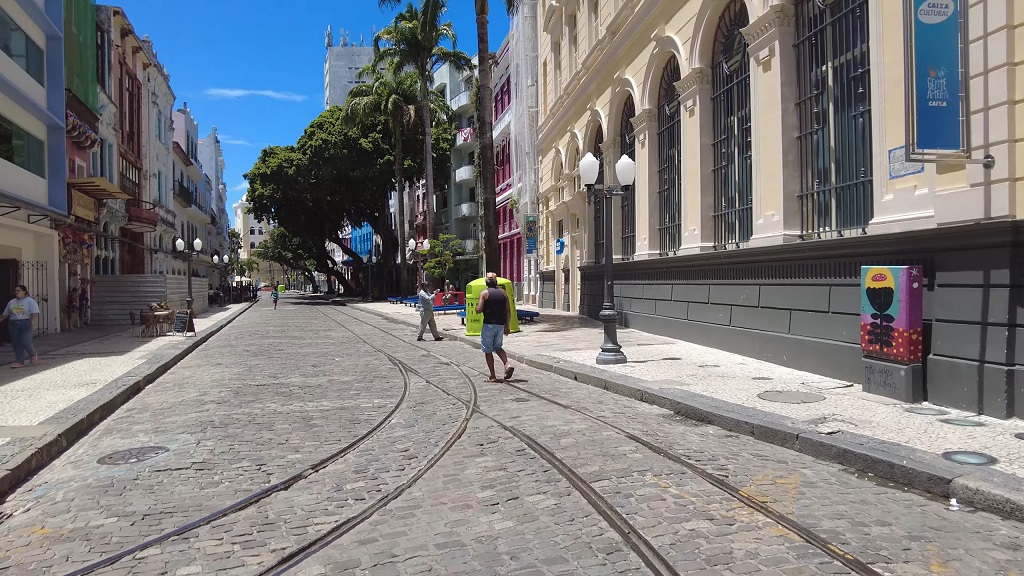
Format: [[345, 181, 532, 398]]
[[350, 222, 374, 262], [0, 0, 67, 335]]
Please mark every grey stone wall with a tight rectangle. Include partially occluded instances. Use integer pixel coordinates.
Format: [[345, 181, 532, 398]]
[[580, 221, 1023, 419], [539, 271, 555, 309]]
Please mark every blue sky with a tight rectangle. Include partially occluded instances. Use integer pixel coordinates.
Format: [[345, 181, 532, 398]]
[[109, 0, 511, 225]]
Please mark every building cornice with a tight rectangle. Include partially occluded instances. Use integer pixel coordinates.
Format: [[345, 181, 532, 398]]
[[675, 67, 711, 112]]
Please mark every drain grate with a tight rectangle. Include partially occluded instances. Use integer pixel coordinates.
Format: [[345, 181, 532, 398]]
[[938, 418, 986, 427], [757, 391, 826, 404], [904, 407, 950, 416], [97, 446, 169, 466], [941, 451, 998, 466]]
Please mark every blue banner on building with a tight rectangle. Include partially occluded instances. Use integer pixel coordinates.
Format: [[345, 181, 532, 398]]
[[524, 214, 538, 254], [908, 0, 965, 155]]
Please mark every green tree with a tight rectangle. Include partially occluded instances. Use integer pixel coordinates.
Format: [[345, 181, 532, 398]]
[[373, 0, 473, 240], [422, 233, 464, 282], [255, 227, 323, 289], [344, 65, 421, 294]]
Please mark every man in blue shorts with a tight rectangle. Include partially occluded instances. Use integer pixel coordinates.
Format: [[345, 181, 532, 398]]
[[475, 272, 514, 381]]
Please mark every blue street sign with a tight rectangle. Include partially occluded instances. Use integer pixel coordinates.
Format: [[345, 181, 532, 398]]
[[555, 238, 565, 256], [524, 214, 538, 254], [908, 0, 964, 154]]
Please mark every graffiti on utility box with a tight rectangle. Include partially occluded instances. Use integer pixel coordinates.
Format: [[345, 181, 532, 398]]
[[860, 265, 924, 364]]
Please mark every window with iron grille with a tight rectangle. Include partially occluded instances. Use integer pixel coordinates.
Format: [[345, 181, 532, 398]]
[[795, 0, 872, 239], [592, 125, 605, 264], [656, 57, 682, 254], [620, 96, 636, 260], [711, 0, 753, 248]]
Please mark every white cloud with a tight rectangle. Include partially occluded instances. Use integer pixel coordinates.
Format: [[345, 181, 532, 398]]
[[204, 88, 307, 102], [230, 181, 248, 192], [221, 138, 254, 147]]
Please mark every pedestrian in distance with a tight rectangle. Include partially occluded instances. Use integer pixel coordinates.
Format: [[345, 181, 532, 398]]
[[1, 285, 41, 369], [417, 281, 445, 342], [271, 287, 279, 310], [475, 272, 514, 382]]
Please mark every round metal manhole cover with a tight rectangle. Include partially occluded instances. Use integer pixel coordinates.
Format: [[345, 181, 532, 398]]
[[1015, 433, 1024, 441], [938, 418, 986, 427], [97, 446, 170, 465], [513, 397, 530, 403], [699, 364, 720, 369], [757, 391, 827, 404], [752, 376, 773, 381], [904, 407, 950, 416], [941, 451, 998, 466]]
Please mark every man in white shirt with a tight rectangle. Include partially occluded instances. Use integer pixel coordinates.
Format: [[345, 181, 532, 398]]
[[417, 282, 444, 341]]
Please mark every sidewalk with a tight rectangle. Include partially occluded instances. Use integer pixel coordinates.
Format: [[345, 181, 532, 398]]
[[0, 302, 253, 496], [353, 299, 1024, 521]]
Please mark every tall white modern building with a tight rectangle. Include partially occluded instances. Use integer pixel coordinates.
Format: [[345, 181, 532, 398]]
[[323, 26, 374, 108]]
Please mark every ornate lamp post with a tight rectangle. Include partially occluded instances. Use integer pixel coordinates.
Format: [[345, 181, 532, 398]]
[[579, 152, 635, 365], [175, 236, 202, 311]]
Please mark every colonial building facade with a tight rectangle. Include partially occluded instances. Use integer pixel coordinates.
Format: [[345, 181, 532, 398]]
[[537, 0, 1024, 418]]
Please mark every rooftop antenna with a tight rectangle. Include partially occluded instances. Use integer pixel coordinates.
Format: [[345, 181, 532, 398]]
[[325, 25, 333, 48]]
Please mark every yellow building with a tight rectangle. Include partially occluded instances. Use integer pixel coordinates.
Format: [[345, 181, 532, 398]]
[[537, 0, 1024, 418]]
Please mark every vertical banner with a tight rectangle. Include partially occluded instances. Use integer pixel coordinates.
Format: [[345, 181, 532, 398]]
[[905, 0, 968, 158], [523, 214, 538, 254]]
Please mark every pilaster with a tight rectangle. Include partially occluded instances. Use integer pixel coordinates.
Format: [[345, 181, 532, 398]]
[[675, 67, 715, 251], [741, 2, 802, 246], [629, 107, 659, 258], [600, 138, 624, 260]]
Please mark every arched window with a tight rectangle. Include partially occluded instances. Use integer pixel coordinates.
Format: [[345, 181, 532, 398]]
[[795, 0, 872, 238], [620, 95, 636, 260], [250, 241, 256, 249], [711, 0, 753, 248], [592, 125, 605, 264], [249, 226, 255, 235], [258, 227, 264, 235], [656, 56, 682, 253]]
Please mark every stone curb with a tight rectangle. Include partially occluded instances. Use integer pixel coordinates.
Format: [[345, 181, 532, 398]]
[[0, 302, 255, 498], [354, 303, 1024, 523]]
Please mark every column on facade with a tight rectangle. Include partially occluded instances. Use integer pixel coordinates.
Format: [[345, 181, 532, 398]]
[[600, 138, 623, 261], [629, 107, 658, 258], [676, 68, 715, 250], [740, 3, 802, 245]]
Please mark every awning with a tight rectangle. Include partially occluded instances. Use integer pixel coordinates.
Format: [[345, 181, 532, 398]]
[[68, 177, 130, 200]]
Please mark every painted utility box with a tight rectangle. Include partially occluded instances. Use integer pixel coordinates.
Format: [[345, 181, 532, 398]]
[[465, 277, 520, 336], [860, 266, 924, 364]]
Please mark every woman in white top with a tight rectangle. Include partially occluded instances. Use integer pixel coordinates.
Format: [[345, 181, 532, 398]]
[[1, 285, 41, 368]]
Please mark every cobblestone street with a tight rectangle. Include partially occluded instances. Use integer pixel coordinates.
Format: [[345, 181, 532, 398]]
[[1, 295, 1022, 575]]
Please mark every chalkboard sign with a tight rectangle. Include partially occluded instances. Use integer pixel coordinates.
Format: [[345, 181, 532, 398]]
[[173, 310, 196, 336]]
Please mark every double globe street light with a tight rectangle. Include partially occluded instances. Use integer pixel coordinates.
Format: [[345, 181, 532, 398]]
[[174, 236, 202, 311], [578, 152, 636, 365]]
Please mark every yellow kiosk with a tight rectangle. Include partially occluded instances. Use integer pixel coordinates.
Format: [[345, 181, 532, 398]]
[[277, 284, 286, 293], [465, 276, 520, 336]]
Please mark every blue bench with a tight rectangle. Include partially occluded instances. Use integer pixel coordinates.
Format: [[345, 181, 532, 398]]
[[388, 297, 404, 304], [456, 309, 541, 325]]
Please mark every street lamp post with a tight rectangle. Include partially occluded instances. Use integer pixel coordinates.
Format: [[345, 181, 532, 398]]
[[175, 237, 203, 312], [579, 152, 635, 365]]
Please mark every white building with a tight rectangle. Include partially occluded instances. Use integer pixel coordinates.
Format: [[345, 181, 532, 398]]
[[199, 125, 229, 274], [324, 26, 375, 108], [0, 0, 66, 335], [233, 195, 274, 284], [172, 103, 212, 281], [139, 35, 176, 277]]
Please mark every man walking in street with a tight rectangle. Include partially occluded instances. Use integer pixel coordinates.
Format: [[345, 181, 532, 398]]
[[417, 282, 444, 342], [475, 272, 514, 381]]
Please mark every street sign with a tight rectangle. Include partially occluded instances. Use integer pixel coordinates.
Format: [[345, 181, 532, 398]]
[[904, 0, 969, 160]]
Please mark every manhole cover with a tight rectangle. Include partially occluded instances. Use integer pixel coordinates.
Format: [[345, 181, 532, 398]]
[[513, 397, 530, 403], [97, 446, 169, 465], [757, 391, 826, 404], [699, 364, 720, 368], [662, 357, 682, 361], [1015, 433, 1024, 441], [941, 451, 998, 466], [904, 407, 950, 416], [752, 376, 773, 381], [938, 418, 986, 427]]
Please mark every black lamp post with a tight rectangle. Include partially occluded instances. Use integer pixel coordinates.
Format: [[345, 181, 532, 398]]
[[580, 151, 635, 365], [175, 236, 202, 311]]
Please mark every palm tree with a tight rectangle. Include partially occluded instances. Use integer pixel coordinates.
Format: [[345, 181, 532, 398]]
[[374, 0, 473, 243], [473, 0, 519, 275], [343, 65, 421, 293]]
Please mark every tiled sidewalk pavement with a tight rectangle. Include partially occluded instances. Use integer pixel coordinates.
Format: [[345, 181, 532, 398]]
[[354, 299, 1024, 516], [0, 302, 252, 495]]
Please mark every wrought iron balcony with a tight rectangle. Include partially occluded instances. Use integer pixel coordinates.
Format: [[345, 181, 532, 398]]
[[124, 199, 158, 232]]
